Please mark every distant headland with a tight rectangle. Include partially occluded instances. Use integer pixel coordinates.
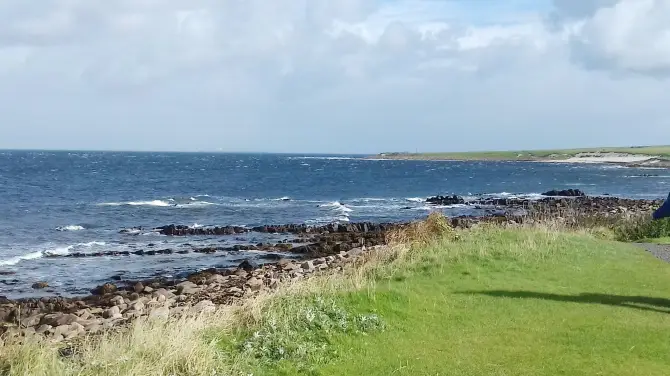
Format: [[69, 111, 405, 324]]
[[369, 146, 670, 168]]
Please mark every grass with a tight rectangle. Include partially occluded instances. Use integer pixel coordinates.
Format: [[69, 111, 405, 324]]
[[375, 145, 670, 161], [639, 237, 670, 244], [3, 215, 670, 375]]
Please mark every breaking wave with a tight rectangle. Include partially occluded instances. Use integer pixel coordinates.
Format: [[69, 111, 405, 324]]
[[0, 241, 107, 266], [56, 225, 86, 231]]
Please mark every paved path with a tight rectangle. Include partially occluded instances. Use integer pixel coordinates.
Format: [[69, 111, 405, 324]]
[[633, 243, 670, 264]]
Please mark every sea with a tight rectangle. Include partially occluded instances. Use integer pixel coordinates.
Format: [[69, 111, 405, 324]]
[[1, 150, 669, 299]]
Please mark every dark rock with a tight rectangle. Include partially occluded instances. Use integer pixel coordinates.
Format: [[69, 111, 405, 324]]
[[542, 189, 585, 197], [32, 281, 49, 289], [426, 195, 466, 205], [238, 259, 258, 272], [91, 283, 117, 295]]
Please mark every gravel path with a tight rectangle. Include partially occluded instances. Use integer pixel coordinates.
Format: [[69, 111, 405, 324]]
[[633, 243, 670, 264]]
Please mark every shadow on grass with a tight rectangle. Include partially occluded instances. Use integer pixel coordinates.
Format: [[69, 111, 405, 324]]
[[460, 290, 670, 314]]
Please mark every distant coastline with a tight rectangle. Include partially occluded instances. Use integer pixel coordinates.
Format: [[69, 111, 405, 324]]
[[368, 146, 670, 168]]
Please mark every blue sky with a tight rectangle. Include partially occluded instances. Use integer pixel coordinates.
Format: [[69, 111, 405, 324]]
[[0, 0, 668, 153]]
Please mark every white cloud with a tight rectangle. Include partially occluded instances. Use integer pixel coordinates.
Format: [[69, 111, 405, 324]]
[[0, 0, 668, 153], [565, 0, 670, 75]]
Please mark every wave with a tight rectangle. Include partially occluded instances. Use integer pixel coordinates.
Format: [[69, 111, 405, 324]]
[[100, 200, 171, 207], [289, 156, 359, 160], [0, 241, 106, 266], [56, 225, 85, 232], [99, 199, 216, 208], [320, 201, 353, 213], [405, 197, 425, 203]]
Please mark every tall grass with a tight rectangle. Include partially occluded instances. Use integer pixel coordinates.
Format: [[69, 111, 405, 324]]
[[1, 211, 668, 375]]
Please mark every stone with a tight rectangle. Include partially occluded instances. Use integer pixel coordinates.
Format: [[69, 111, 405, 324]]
[[541, 189, 585, 197], [41, 313, 79, 327], [238, 259, 258, 272], [21, 327, 36, 337], [133, 282, 145, 293], [53, 325, 72, 337], [149, 307, 170, 319], [85, 324, 102, 334], [206, 274, 227, 285], [20, 314, 42, 328], [176, 281, 200, 295], [246, 277, 263, 291], [75, 309, 93, 320], [192, 300, 215, 314], [92, 283, 117, 295], [153, 288, 175, 299], [127, 300, 145, 313], [31, 281, 49, 289], [300, 260, 315, 271], [347, 248, 364, 258], [36, 324, 52, 334], [103, 306, 121, 319], [110, 295, 125, 306], [143, 286, 154, 294], [70, 322, 85, 332]]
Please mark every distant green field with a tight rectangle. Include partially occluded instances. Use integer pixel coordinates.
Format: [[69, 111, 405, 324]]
[[374, 146, 670, 161]]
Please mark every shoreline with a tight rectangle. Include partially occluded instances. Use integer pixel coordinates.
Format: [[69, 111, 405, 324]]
[[0, 194, 663, 342], [369, 151, 670, 168]]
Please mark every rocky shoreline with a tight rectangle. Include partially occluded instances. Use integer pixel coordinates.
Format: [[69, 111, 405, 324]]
[[0, 193, 663, 343]]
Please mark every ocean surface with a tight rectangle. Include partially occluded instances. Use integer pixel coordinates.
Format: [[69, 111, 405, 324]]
[[1, 151, 669, 299]]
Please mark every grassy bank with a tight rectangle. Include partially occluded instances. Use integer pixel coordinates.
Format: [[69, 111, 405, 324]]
[[373, 145, 670, 161], [3, 216, 670, 375]]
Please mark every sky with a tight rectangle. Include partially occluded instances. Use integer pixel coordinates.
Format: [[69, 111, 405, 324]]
[[0, 0, 668, 153]]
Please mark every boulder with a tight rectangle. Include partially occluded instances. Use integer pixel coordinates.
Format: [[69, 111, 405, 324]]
[[133, 282, 145, 293], [91, 283, 117, 295], [149, 307, 170, 320], [103, 306, 121, 319], [40, 313, 79, 327], [246, 277, 263, 291], [20, 314, 42, 328], [192, 300, 215, 314], [31, 281, 49, 289], [426, 195, 465, 205], [542, 189, 585, 197], [238, 259, 258, 272]]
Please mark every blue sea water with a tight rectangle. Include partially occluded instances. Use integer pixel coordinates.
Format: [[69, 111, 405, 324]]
[[0, 150, 668, 298]]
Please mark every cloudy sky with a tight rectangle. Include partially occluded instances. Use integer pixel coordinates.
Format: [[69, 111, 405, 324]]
[[0, 0, 668, 153]]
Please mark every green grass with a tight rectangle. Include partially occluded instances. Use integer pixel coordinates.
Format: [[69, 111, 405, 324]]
[[640, 237, 670, 244], [4, 221, 670, 376], [375, 145, 670, 161], [247, 227, 670, 375]]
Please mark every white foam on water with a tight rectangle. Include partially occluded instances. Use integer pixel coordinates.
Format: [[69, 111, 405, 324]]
[[321, 201, 353, 213], [289, 156, 358, 160], [174, 201, 216, 208], [405, 197, 425, 203], [99, 200, 171, 207], [0, 241, 107, 266], [0, 251, 43, 266], [56, 225, 85, 231]]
